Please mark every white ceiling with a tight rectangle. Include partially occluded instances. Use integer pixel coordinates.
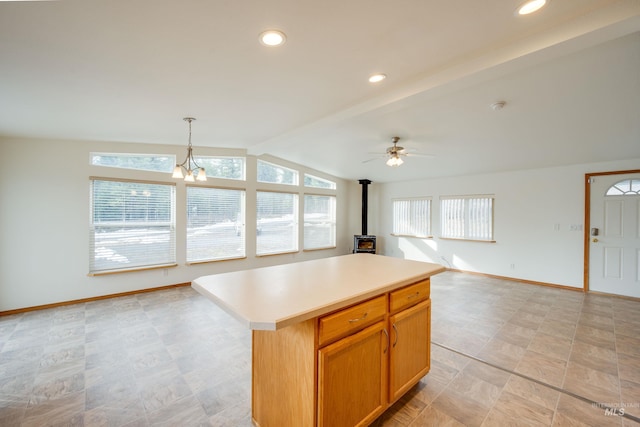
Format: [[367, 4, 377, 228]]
[[1, 0, 639, 183]]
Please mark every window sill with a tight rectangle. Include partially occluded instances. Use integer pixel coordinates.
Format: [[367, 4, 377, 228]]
[[256, 250, 299, 257], [303, 246, 337, 252], [186, 256, 247, 265], [439, 237, 496, 243], [88, 263, 178, 277]]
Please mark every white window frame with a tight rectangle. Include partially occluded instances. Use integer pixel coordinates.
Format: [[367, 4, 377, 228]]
[[256, 190, 299, 256], [186, 186, 246, 263], [304, 173, 336, 189], [90, 152, 176, 173], [89, 177, 176, 275], [440, 195, 495, 242], [303, 194, 337, 250], [193, 156, 246, 181], [392, 197, 432, 238], [257, 159, 299, 186]]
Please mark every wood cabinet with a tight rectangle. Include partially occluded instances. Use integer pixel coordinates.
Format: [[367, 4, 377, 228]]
[[318, 321, 388, 427], [389, 299, 430, 402], [252, 278, 431, 427]]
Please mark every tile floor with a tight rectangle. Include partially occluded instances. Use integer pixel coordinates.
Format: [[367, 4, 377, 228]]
[[0, 271, 639, 426]]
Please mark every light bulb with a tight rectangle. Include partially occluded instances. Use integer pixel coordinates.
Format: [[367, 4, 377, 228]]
[[517, 0, 547, 15], [172, 165, 184, 179]]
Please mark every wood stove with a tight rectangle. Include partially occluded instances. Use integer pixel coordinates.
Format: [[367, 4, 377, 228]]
[[353, 235, 376, 254], [353, 179, 376, 254]]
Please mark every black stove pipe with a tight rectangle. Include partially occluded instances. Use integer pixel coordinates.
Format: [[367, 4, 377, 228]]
[[358, 179, 372, 235]]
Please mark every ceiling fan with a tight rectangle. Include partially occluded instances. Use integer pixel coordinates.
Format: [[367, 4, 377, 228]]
[[363, 136, 432, 167]]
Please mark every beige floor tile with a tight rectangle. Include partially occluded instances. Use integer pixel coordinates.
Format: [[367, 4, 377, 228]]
[[446, 370, 503, 408], [574, 324, 617, 349], [503, 375, 560, 411], [553, 394, 624, 427], [493, 323, 537, 348], [408, 405, 466, 426], [527, 332, 573, 361], [482, 390, 554, 426], [431, 386, 492, 427], [616, 335, 640, 357], [476, 337, 528, 371], [538, 319, 577, 340], [619, 379, 640, 419], [515, 350, 567, 388], [563, 361, 621, 405]]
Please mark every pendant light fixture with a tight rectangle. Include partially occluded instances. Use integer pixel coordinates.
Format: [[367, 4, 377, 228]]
[[172, 117, 206, 182]]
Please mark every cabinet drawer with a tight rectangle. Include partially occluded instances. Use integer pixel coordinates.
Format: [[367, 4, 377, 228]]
[[389, 280, 429, 314], [318, 295, 387, 347]]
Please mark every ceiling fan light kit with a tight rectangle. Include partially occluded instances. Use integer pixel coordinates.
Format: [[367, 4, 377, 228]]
[[386, 155, 404, 167], [491, 101, 506, 110]]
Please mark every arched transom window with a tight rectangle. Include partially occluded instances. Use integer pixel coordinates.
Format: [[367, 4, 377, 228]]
[[606, 179, 640, 196]]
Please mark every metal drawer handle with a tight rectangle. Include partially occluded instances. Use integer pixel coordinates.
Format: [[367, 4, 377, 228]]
[[348, 312, 368, 323], [383, 328, 389, 353], [407, 292, 420, 300], [392, 323, 398, 347]]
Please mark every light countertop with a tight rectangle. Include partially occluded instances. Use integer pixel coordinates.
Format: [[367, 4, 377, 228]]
[[192, 254, 445, 330]]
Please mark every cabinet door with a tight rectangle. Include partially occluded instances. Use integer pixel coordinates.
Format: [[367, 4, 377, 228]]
[[318, 321, 388, 427], [389, 299, 430, 402]]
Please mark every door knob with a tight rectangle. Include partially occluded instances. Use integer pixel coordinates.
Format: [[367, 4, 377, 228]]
[[592, 238, 599, 243]]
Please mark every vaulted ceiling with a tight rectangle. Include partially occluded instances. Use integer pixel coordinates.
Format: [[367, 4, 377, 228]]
[[1, 0, 639, 182]]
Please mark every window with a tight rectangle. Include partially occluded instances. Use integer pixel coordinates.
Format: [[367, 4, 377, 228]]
[[257, 160, 298, 185], [186, 186, 245, 263], [90, 178, 176, 274], [256, 191, 298, 255], [91, 153, 175, 173], [440, 195, 494, 241], [606, 179, 640, 195], [304, 174, 336, 189], [304, 195, 336, 249], [392, 198, 431, 237], [194, 156, 246, 180]]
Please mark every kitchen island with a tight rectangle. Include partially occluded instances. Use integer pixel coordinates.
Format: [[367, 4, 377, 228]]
[[192, 254, 445, 427]]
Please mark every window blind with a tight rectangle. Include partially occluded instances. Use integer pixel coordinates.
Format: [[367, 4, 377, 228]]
[[440, 195, 494, 241], [256, 191, 298, 255], [90, 179, 176, 274], [392, 198, 431, 237], [186, 186, 246, 262], [304, 195, 336, 249]]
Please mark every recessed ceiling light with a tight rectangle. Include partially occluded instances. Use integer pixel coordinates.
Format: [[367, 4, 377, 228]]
[[516, 0, 548, 15], [368, 74, 386, 83], [259, 30, 287, 47]]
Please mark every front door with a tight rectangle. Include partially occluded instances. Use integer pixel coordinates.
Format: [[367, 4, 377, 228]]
[[588, 172, 640, 297]]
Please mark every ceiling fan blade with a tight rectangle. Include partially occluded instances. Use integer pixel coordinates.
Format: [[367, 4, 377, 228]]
[[362, 157, 385, 163], [404, 152, 434, 158]]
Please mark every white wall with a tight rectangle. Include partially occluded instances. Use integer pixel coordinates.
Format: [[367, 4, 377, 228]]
[[369, 159, 640, 289], [2, 135, 638, 311], [0, 137, 352, 312]]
